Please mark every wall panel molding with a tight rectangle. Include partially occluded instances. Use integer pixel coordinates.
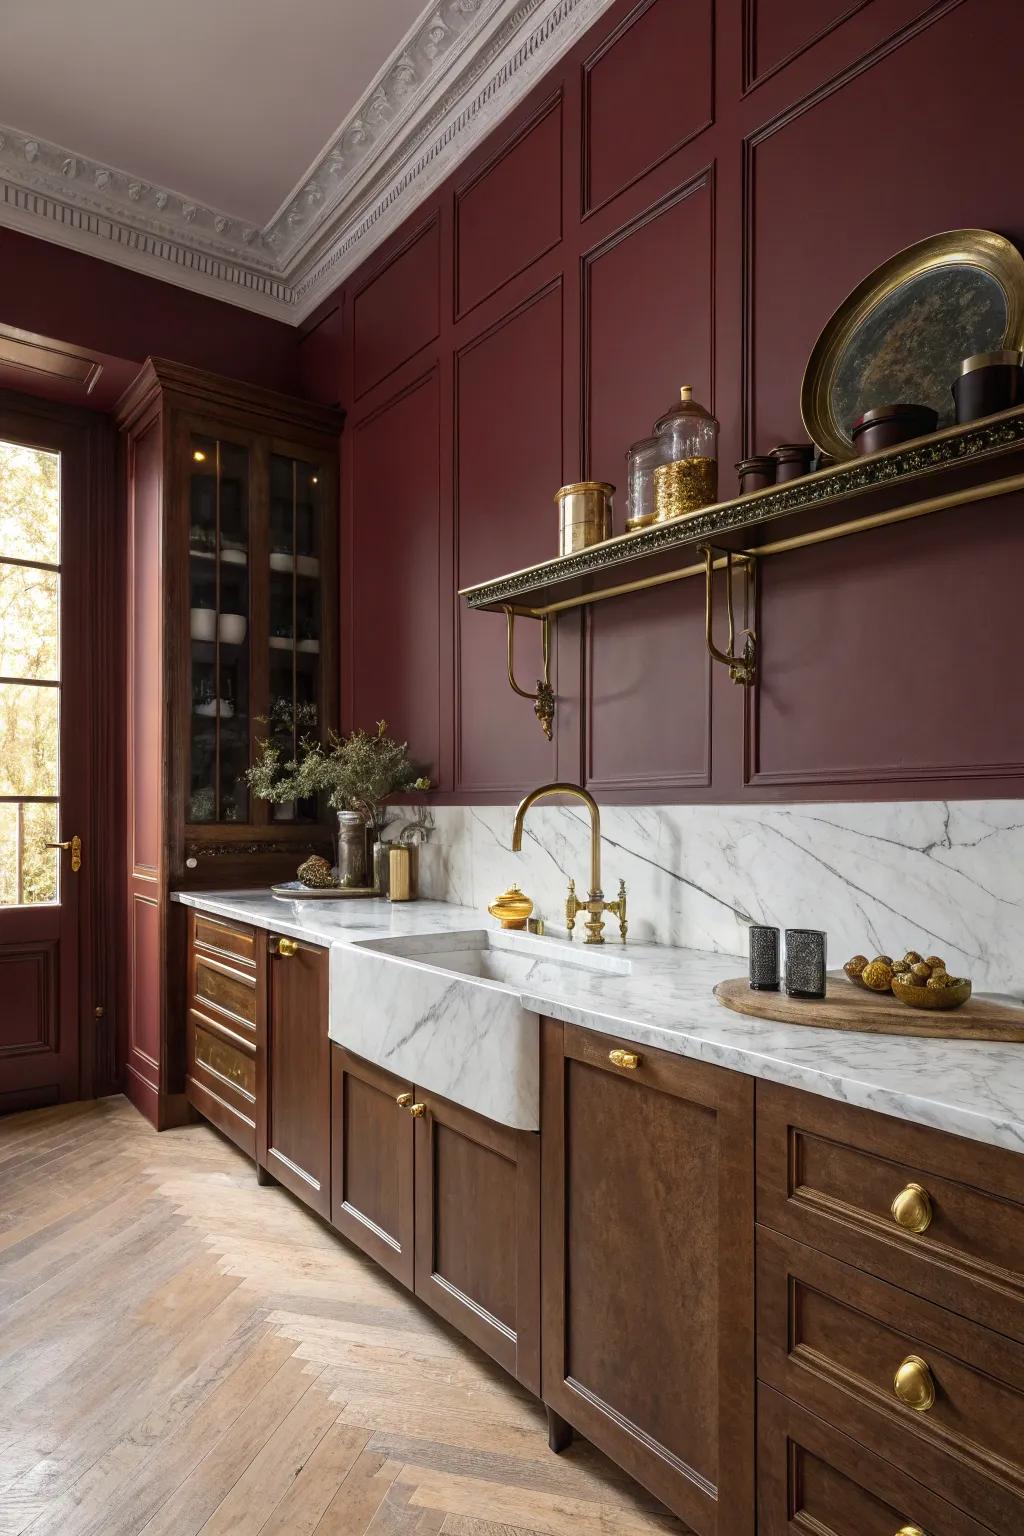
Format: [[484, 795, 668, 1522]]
[[353, 214, 441, 399], [742, 0, 871, 92], [0, 943, 57, 1058]]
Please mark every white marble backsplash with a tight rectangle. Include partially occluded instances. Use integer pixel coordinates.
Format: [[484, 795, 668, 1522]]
[[408, 801, 1024, 994]]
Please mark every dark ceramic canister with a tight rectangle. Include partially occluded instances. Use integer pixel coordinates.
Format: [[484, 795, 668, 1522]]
[[850, 403, 937, 455], [735, 455, 776, 495], [748, 924, 780, 991], [953, 349, 1024, 424], [784, 928, 827, 1000], [813, 447, 837, 473], [770, 443, 814, 482]]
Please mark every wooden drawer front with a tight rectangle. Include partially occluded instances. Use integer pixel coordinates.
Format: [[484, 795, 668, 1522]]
[[758, 1227, 1024, 1534], [192, 1018, 255, 1099], [193, 954, 256, 1029], [757, 1082, 1024, 1344], [758, 1384, 995, 1536], [193, 913, 256, 969]]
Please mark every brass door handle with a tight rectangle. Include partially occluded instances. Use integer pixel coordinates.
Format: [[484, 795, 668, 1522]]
[[44, 834, 82, 873], [891, 1182, 933, 1234], [396, 1093, 413, 1108], [609, 1048, 640, 1070], [275, 936, 299, 958], [893, 1355, 935, 1412]]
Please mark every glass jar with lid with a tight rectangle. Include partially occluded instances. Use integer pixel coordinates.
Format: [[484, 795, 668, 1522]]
[[651, 384, 719, 521], [625, 435, 666, 530]]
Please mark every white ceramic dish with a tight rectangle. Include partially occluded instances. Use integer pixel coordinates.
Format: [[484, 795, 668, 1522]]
[[190, 607, 217, 641], [218, 613, 248, 645]]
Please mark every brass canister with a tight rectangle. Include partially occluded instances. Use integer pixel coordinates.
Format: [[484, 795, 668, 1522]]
[[555, 481, 614, 555], [653, 457, 717, 522], [388, 845, 414, 902]]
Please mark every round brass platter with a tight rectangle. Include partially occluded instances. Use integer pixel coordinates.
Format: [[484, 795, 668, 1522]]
[[800, 229, 1024, 460]]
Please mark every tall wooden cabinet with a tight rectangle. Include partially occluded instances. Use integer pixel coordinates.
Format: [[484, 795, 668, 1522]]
[[117, 360, 341, 1128]]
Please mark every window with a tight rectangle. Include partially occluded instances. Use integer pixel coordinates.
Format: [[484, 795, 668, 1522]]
[[0, 438, 61, 905]]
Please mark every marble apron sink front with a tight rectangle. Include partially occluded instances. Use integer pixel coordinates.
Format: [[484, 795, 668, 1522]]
[[328, 929, 631, 1130]]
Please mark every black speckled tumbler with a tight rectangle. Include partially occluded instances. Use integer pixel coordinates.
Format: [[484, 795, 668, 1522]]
[[785, 928, 827, 999], [748, 925, 780, 991]]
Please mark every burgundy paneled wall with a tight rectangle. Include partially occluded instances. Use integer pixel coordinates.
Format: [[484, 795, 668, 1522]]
[[306, 0, 1024, 802]]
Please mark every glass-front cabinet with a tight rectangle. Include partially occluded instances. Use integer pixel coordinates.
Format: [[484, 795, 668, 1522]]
[[268, 453, 325, 824]]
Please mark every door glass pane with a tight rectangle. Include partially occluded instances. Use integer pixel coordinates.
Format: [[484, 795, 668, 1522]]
[[0, 439, 59, 564], [0, 800, 58, 905], [0, 681, 58, 795], [0, 562, 60, 679], [188, 434, 250, 823], [269, 454, 322, 823]]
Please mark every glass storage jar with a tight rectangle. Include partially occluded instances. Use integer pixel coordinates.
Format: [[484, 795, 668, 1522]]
[[651, 385, 719, 520], [625, 435, 665, 530]]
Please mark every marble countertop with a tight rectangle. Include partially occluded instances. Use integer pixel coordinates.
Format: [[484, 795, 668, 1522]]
[[173, 889, 1024, 1155]]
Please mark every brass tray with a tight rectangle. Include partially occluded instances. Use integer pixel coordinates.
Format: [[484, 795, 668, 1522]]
[[270, 881, 379, 900], [801, 229, 1024, 459]]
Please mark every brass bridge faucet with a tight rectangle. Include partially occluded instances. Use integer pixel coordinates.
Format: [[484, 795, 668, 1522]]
[[511, 782, 627, 945]]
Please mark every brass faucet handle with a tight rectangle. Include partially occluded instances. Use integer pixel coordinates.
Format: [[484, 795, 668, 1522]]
[[565, 878, 581, 937], [612, 878, 628, 943]]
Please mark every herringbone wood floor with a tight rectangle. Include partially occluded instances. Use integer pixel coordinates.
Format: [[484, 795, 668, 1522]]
[[0, 1096, 688, 1535]]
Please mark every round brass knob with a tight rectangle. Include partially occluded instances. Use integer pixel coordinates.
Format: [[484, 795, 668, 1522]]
[[408, 1102, 426, 1118], [396, 1093, 413, 1109], [276, 936, 299, 958], [609, 1049, 640, 1070], [890, 1182, 932, 1235], [893, 1355, 935, 1412], [896, 1526, 926, 1536]]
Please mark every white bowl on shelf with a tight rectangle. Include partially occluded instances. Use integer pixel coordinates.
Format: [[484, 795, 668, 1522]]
[[219, 613, 248, 645], [221, 548, 248, 566], [269, 551, 293, 572], [190, 607, 217, 641], [269, 634, 294, 650], [296, 637, 321, 653], [295, 555, 320, 577]]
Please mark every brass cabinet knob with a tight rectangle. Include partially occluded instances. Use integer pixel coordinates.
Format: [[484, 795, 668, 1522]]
[[276, 936, 300, 958], [891, 1182, 933, 1234], [608, 1048, 640, 1070], [896, 1527, 927, 1536], [408, 1102, 426, 1118], [396, 1093, 413, 1108], [893, 1355, 936, 1412]]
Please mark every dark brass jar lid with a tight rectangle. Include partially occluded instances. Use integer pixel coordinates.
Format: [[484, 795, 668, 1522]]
[[735, 454, 774, 472], [553, 480, 614, 501], [770, 442, 813, 461], [850, 403, 935, 430], [958, 348, 1024, 375]]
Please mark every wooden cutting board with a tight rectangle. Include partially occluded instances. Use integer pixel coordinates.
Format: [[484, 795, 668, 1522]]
[[714, 973, 1024, 1041]]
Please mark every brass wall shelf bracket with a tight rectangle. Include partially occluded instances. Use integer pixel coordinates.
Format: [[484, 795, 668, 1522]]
[[700, 545, 756, 686], [504, 605, 554, 739]]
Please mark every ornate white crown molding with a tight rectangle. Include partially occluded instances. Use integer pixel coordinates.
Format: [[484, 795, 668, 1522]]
[[0, 0, 616, 326]]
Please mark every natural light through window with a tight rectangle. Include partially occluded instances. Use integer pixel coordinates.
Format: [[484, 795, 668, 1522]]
[[0, 439, 61, 906]]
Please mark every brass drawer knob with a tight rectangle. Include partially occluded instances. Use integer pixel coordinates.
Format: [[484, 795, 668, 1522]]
[[609, 1048, 640, 1070], [896, 1527, 926, 1536], [891, 1182, 933, 1234], [408, 1102, 426, 1118], [893, 1355, 935, 1412], [276, 936, 299, 958], [396, 1093, 413, 1108]]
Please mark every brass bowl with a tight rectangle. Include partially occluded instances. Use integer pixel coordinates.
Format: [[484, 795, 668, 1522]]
[[891, 974, 972, 1011]]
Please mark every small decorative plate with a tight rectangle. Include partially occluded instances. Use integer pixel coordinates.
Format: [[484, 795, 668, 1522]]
[[801, 229, 1024, 459], [270, 881, 379, 900]]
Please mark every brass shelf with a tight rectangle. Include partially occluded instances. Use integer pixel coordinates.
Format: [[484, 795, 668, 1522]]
[[460, 405, 1024, 617]]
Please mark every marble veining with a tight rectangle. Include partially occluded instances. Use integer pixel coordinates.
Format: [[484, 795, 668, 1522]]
[[174, 888, 1024, 1154]]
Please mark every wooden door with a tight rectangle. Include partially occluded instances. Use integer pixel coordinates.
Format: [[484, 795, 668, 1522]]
[[541, 1020, 755, 1536], [414, 1089, 540, 1393], [331, 1045, 414, 1286], [261, 933, 330, 1216], [0, 406, 88, 1113]]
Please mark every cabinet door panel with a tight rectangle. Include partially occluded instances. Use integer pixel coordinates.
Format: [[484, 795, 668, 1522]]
[[541, 1020, 755, 1536], [414, 1092, 539, 1393], [331, 1046, 414, 1288], [262, 937, 330, 1216]]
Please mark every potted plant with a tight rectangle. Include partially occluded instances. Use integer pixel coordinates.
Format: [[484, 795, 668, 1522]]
[[246, 720, 431, 888]]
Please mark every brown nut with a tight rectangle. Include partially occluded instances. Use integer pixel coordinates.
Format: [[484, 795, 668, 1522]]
[[911, 962, 932, 981], [862, 959, 894, 992], [903, 950, 923, 965], [891, 959, 913, 976], [926, 973, 949, 989], [924, 955, 945, 971], [844, 955, 869, 980], [875, 954, 894, 967]]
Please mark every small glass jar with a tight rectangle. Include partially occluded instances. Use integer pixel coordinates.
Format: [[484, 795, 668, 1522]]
[[625, 435, 665, 530], [336, 810, 368, 888], [651, 385, 719, 519]]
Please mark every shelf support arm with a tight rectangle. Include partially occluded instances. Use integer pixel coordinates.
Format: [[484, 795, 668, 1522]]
[[503, 605, 555, 739], [701, 545, 757, 686]]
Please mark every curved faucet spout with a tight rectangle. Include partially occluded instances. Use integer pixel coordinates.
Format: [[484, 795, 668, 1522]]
[[511, 781, 602, 897]]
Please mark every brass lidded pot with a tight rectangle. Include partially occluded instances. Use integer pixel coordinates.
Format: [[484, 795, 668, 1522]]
[[651, 385, 719, 521], [555, 481, 614, 555]]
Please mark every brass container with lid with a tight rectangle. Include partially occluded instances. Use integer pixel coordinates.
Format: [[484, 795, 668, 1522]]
[[488, 885, 535, 930], [651, 385, 719, 520], [555, 482, 614, 555]]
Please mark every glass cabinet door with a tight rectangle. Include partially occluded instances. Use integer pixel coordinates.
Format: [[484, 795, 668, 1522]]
[[268, 454, 323, 822], [188, 435, 250, 823]]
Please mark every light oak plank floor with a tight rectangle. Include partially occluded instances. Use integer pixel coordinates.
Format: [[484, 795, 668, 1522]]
[[0, 1097, 689, 1536]]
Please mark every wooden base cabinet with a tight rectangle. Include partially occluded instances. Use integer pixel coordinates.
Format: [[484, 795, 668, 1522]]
[[260, 934, 331, 1218], [330, 1045, 540, 1390], [185, 911, 262, 1156], [540, 1019, 755, 1536]]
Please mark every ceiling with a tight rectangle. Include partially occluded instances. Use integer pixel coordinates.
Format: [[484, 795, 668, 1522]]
[[0, 0, 427, 227], [0, 0, 615, 323]]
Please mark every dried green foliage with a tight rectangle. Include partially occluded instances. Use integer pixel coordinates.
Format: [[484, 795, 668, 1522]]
[[246, 719, 430, 827]]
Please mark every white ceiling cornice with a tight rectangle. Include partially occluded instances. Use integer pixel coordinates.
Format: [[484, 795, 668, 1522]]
[[0, 0, 616, 327]]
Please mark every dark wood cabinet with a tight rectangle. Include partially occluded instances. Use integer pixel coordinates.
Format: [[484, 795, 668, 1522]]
[[331, 1046, 415, 1287], [414, 1089, 540, 1394], [260, 934, 331, 1217], [117, 361, 340, 1130], [185, 910, 262, 1157], [540, 1018, 755, 1536]]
